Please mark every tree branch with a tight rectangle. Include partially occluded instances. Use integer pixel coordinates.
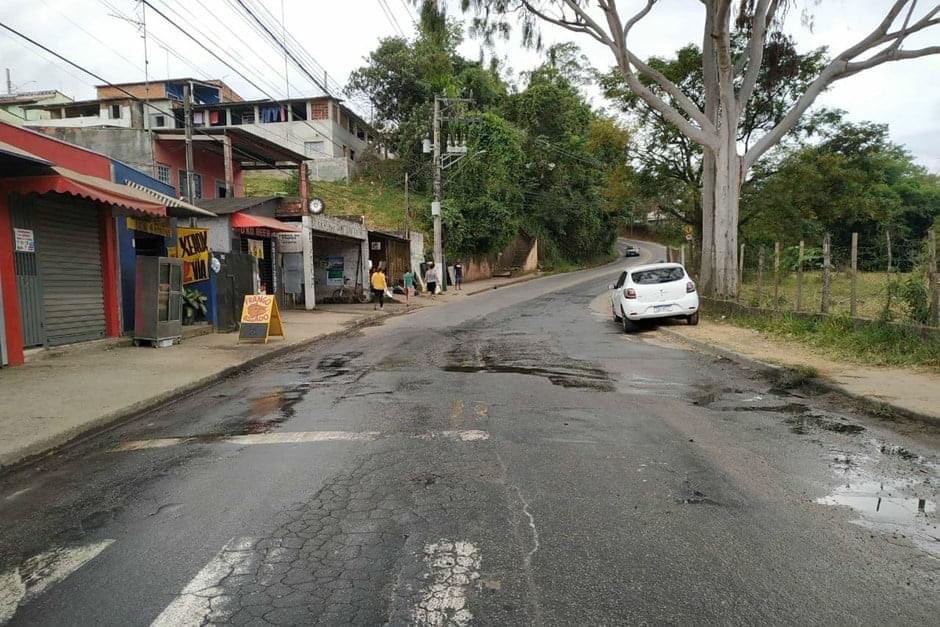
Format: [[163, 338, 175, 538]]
[[736, 0, 773, 111]]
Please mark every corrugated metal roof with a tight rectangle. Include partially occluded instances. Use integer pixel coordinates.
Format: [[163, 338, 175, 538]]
[[194, 196, 281, 215]]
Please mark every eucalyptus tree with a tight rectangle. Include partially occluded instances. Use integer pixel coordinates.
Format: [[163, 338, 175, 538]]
[[460, 0, 940, 296]]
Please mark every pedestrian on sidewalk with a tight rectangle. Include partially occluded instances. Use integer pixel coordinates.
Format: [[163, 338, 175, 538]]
[[403, 268, 415, 302], [371, 264, 387, 310], [425, 262, 438, 297], [454, 261, 464, 291]]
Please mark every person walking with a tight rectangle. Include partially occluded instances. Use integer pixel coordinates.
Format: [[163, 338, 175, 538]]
[[403, 268, 415, 302], [371, 264, 387, 310], [424, 262, 438, 297], [454, 261, 464, 291]]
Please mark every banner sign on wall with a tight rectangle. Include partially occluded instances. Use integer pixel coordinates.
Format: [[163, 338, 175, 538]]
[[247, 238, 265, 259], [174, 227, 209, 284], [127, 216, 172, 237], [276, 231, 303, 253], [326, 256, 345, 286]]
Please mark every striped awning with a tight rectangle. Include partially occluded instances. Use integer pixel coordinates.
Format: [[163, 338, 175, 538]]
[[124, 180, 217, 218]]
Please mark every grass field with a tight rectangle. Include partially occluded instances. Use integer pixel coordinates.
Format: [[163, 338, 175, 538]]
[[738, 270, 918, 321], [244, 174, 430, 234]]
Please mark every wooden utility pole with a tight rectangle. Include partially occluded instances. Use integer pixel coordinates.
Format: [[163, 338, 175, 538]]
[[796, 240, 804, 311], [850, 232, 858, 318], [929, 229, 938, 327], [773, 242, 781, 310], [182, 83, 195, 201], [821, 233, 832, 314], [886, 231, 893, 273], [757, 247, 765, 308]]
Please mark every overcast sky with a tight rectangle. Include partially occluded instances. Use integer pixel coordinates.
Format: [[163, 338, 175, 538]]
[[1, 0, 938, 171]]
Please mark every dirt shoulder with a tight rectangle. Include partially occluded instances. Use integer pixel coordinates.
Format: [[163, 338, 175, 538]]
[[650, 317, 940, 423]]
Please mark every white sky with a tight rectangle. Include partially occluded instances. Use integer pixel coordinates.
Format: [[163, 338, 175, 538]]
[[1, 0, 938, 171]]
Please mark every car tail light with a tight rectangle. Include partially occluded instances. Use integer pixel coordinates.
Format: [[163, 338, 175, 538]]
[[686, 281, 696, 293], [623, 288, 636, 299]]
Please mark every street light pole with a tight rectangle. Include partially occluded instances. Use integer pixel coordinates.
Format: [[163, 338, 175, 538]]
[[432, 96, 442, 292]]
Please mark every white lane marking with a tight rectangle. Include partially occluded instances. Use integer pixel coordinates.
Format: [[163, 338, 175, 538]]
[[112, 430, 488, 452], [150, 537, 257, 627], [413, 540, 481, 627], [0, 540, 114, 625]]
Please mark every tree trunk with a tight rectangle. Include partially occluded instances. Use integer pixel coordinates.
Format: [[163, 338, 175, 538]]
[[699, 0, 719, 294], [711, 119, 741, 298]]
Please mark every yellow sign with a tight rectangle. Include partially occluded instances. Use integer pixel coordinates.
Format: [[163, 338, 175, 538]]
[[127, 215, 172, 237], [174, 227, 209, 284], [247, 238, 264, 259], [238, 294, 284, 343]]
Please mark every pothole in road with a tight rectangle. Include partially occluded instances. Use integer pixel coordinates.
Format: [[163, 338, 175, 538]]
[[443, 363, 614, 391], [786, 415, 865, 435]]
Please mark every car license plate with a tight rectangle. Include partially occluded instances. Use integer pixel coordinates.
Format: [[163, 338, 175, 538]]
[[654, 305, 672, 312]]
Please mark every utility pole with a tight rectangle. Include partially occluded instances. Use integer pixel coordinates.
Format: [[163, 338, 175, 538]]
[[5, 69, 11, 95], [183, 84, 195, 202], [141, 0, 150, 130], [404, 171, 410, 237], [432, 96, 443, 291]]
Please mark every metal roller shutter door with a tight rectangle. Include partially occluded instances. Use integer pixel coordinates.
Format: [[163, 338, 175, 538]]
[[37, 197, 105, 346]]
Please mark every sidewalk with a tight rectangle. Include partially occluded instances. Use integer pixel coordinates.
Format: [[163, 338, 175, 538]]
[[655, 318, 940, 426], [0, 273, 541, 470]]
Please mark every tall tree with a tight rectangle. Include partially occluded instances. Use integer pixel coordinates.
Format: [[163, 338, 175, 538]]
[[460, 0, 940, 296]]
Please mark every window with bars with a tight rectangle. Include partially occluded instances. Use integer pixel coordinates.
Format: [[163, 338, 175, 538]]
[[178, 170, 203, 199], [156, 164, 171, 186]]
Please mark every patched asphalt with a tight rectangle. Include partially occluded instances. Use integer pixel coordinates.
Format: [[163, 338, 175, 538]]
[[1, 252, 938, 625]]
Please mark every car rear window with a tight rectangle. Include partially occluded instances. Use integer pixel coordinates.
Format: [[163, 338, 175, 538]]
[[631, 267, 684, 284]]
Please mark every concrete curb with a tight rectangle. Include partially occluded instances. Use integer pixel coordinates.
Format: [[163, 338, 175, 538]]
[[655, 326, 940, 428], [0, 307, 417, 474]]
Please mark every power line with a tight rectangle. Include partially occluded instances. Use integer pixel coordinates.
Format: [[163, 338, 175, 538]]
[[0, 20, 302, 181], [399, 0, 418, 27], [378, 0, 406, 37]]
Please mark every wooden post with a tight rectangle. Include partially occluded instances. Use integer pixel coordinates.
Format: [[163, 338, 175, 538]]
[[821, 233, 832, 314], [929, 229, 938, 327], [850, 232, 858, 318], [737, 243, 745, 302], [886, 231, 893, 273], [773, 242, 781, 310], [680, 244, 686, 266], [757, 247, 765, 308], [796, 240, 804, 311]]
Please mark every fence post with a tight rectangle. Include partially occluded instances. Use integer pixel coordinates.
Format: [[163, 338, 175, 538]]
[[821, 232, 832, 314], [737, 243, 745, 302], [680, 244, 686, 266], [850, 232, 858, 318], [796, 240, 804, 311], [773, 242, 781, 311], [886, 231, 892, 273], [929, 229, 938, 327], [757, 247, 765, 308]]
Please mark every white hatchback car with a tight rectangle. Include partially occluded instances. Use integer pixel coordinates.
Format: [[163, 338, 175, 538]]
[[609, 262, 699, 332]]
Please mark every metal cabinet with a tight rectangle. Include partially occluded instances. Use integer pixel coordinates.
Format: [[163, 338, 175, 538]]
[[134, 256, 182, 344]]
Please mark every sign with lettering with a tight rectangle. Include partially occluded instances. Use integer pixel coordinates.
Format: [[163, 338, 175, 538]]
[[238, 294, 284, 343], [174, 227, 209, 284], [247, 238, 265, 259], [277, 231, 303, 253], [13, 228, 34, 253], [127, 215, 172, 237], [326, 256, 345, 286]]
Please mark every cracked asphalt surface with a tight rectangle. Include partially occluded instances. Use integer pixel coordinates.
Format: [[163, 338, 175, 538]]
[[1, 242, 938, 625]]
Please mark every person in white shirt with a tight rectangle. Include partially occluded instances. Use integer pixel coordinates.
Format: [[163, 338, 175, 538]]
[[424, 262, 438, 296]]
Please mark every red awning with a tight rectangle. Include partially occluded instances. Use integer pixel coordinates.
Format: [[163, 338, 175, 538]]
[[2, 166, 166, 216], [230, 212, 301, 232]]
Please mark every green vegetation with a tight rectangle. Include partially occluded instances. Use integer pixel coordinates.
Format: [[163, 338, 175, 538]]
[[774, 365, 820, 389], [243, 174, 429, 233], [713, 310, 940, 370], [344, 7, 624, 265]]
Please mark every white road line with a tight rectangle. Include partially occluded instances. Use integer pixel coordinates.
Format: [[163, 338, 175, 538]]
[[413, 540, 481, 627], [150, 537, 257, 627], [112, 430, 489, 452], [0, 540, 114, 625]]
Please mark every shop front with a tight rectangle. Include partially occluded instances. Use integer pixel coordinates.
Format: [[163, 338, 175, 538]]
[[0, 142, 170, 365]]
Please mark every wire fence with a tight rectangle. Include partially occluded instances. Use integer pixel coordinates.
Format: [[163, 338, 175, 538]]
[[662, 229, 939, 328]]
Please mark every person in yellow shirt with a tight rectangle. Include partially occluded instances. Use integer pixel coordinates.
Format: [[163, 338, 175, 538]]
[[370, 264, 387, 310]]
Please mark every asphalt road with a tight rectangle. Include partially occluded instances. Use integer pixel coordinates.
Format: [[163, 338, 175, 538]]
[[1, 241, 938, 626]]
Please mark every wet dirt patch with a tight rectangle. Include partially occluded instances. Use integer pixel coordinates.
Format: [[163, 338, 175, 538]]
[[786, 415, 865, 435], [442, 363, 614, 392], [313, 351, 365, 383]]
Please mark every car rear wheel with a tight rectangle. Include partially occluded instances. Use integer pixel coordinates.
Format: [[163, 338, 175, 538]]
[[612, 304, 622, 322], [687, 312, 699, 326], [622, 315, 638, 333]]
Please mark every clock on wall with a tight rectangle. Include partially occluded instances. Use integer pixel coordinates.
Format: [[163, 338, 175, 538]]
[[309, 198, 325, 214]]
